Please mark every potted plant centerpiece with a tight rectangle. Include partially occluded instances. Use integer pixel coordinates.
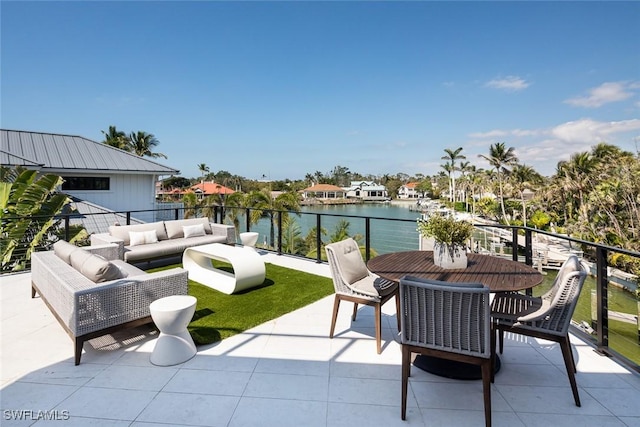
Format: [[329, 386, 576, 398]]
[[417, 213, 474, 269]]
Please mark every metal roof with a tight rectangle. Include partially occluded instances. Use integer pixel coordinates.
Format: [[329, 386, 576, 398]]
[[1, 129, 179, 175]]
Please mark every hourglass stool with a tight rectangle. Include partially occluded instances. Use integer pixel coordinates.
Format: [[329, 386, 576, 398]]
[[149, 295, 197, 366], [239, 232, 259, 250]]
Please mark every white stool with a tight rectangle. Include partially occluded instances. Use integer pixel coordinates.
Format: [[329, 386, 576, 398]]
[[239, 232, 259, 250], [149, 295, 197, 366]]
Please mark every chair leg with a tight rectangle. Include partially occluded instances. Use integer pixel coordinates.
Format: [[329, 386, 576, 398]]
[[499, 329, 504, 354], [329, 295, 341, 339], [401, 345, 410, 420], [490, 325, 497, 383], [351, 302, 358, 321], [559, 336, 581, 407], [481, 360, 492, 427], [375, 303, 382, 354]]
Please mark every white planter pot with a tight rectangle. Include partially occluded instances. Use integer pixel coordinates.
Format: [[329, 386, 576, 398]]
[[433, 242, 468, 269]]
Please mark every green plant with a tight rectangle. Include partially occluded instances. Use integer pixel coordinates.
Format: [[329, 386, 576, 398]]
[[1, 168, 72, 272], [416, 214, 474, 247]]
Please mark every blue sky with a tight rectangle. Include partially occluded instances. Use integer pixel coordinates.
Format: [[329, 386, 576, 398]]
[[2, 1, 639, 181]]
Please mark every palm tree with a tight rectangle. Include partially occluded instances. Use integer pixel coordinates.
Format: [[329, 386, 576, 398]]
[[129, 131, 167, 159], [197, 163, 210, 184], [510, 164, 543, 226], [245, 189, 301, 248], [101, 126, 130, 151], [478, 142, 518, 224], [441, 147, 466, 203], [440, 162, 454, 202]]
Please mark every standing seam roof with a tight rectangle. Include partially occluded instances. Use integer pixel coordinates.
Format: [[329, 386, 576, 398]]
[[1, 129, 179, 174]]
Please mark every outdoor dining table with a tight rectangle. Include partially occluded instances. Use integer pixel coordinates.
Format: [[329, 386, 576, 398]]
[[367, 250, 544, 379]]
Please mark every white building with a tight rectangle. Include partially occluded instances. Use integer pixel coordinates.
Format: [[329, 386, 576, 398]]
[[1, 129, 179, 224], [344, 181, 389, 201], [397, 182, 421, 199]]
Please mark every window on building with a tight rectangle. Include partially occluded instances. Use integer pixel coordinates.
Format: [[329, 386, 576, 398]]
[[61, 177, 110, 191]]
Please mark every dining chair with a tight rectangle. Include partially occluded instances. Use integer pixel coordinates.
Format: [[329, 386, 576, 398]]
[[491, 255, 587, 406], [325, 238, 400, 354], [399, 276, 492, 426]]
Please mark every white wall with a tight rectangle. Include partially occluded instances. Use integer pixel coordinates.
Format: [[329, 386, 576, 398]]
[[65, 173, 157, 223]]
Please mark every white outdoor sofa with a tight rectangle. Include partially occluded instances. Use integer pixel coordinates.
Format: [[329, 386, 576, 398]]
[[90, 217, 236, 264], [31, 240, 188, 365]]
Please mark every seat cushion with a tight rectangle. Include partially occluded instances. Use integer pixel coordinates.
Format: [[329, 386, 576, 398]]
[[109, 221, 168, 245]]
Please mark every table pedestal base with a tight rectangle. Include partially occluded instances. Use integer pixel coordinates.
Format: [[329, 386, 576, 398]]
[[413, 355, 501, 380]]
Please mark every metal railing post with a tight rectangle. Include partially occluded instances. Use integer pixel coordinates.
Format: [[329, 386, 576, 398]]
[[245, 208, 251, 232], [365, 217, 371, 262], [595, 246, 610, 352], [126, 212, 131, 225], [511, 228, 519, 262], [64, 215, 70, 241], [524, 228, 533, 266], [316, 214, 322, 263], [277, 211, 282, 255]]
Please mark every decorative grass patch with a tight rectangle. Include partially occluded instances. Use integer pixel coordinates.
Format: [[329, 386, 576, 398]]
[[150, 261, 334, 345]]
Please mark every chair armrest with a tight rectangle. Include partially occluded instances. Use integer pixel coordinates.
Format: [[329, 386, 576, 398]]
[[210, 223, 236, 245], [84, 243, 120, 261], [91, 233, 125, 260]]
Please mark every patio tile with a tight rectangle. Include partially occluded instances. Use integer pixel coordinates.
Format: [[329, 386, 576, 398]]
[[163, 368, 251, 396], [183, 353, 259, 372], [229, 397, 327, 427], [619, 416, 640, 427], [244, 372, 329, 401], [85, 365, 178, 391], [418, 408, 524, 427], [17, 361, 108, 387], [56, 387, 157, 421], [496, 384, 610, 415], [584, 386, 640, 417], [328, 376, 402, 407], [34, 417, 131, 426], [327, 402, 424, 426], [494, 362, 577, 387], [515, 413, 628, 427], [255, 356, 330, 376], [0, 382, 79, 422], [410, 380, 511, 412], [136, 391, 238, 426], [329, 360, 399, 380]]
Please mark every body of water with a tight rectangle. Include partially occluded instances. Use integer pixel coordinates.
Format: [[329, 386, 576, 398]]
[[235, 202, 423, 254]]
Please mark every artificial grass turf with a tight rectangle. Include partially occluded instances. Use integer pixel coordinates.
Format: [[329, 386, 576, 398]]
[[150, 261, 334, 345]]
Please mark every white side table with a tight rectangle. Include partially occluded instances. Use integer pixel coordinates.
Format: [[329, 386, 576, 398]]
[[239, 232, 259, 249], [149, 295, 197, 366]]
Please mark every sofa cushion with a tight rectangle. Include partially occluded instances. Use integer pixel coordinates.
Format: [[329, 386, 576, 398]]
[[69, 249, 122, 283], [183, 223, 206, 238], [164, 218, 212, 239], [53, 240, 80, 264], [124, 234, 226, 262], [108, 221, 168, 245]]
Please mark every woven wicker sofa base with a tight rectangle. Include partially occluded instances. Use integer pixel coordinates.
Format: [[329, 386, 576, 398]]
[[32, 281, 153, 365]]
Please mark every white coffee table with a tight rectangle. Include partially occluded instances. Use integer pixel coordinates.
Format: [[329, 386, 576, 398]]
[[182, 243, 266, 294], [149, 295, 197, 366]]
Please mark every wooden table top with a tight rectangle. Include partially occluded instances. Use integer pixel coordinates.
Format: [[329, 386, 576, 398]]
[[367, 251, 543, 293]]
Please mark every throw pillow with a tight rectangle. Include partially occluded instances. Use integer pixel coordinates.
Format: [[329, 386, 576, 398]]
[[334, 239, 369, 284], [183, 223, 206, 238], [143, 229, 158, 243], [129, 231, 147, 246], [69, 250, 121, 283], [53, 240, 79, 264]]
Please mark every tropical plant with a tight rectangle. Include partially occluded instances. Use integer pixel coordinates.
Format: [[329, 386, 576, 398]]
[[441, 147, 466, 203], [197, 163, 209, 183], [101, 125, 130, 151], [478, 142, 518, 225], [129, 131, 167, 159], [1, 168, 72, 271], [416, 213, 474, 248], [510, 164, 543, 227], [245, 189, 301, 248]]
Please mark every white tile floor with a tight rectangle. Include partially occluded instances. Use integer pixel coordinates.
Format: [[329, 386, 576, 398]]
[[2, 252, 640, 427]]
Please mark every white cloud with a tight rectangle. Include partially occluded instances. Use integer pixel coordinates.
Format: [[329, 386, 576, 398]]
[[466, 118, 640, 176], [484, 76, 531, 92], [564, 81, 636, 108], [551, 118, 640, 143]]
